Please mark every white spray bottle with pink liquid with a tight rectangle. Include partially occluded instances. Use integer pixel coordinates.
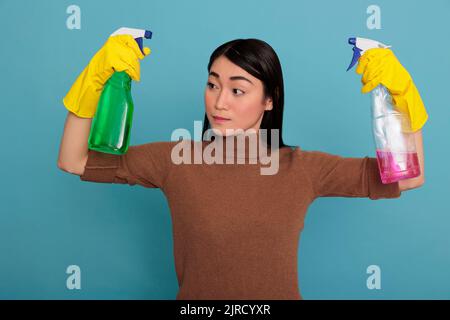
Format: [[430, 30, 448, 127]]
[[347, 37, 420, 184]]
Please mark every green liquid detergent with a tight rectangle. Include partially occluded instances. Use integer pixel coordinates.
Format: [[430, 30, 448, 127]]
[[87, 27, 152, 155], [88, 71, 134, 155]]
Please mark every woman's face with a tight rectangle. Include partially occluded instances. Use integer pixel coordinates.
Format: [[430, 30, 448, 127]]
[[204, 55, 273, 136]]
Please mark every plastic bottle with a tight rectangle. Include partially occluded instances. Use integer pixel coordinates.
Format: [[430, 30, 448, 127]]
[[347, 37, 420, 184], [88, 27, 152, 155]]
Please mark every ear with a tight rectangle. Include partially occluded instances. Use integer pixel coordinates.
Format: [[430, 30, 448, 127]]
[[264, 97, 273, 111]]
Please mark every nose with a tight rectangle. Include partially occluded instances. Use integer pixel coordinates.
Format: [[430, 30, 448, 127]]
[[214, 89, 229, 110]]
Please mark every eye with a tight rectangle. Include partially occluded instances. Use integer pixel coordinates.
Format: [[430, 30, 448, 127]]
[[207, 82, 217, 89], [233, 88, 245, 96]]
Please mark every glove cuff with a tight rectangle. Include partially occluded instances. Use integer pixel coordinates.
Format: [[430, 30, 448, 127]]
[[392, 82, 428, 133], [62, 66, 104, 118]]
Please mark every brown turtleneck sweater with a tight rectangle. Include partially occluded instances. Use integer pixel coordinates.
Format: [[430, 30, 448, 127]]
[[79, 132, 401, 300]]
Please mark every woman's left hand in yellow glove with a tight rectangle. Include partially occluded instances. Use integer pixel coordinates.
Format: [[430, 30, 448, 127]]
[[355, 48, 428, 132]]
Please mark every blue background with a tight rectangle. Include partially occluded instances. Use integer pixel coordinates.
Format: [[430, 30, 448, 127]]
[[0, 0, 449, 299]]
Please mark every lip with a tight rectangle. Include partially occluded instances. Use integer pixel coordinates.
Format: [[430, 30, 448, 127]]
[[213, 115, 231, 122]]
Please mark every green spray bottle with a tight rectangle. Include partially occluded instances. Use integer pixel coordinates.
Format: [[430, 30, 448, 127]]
[[88, 27, 152, 155]]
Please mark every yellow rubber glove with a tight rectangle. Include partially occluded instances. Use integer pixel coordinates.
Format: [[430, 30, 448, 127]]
[[63, 34, 151, 118], [356, 48, 428, 132]]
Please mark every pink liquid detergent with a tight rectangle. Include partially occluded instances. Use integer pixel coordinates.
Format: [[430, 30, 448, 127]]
[[376, 150, 420, 184]]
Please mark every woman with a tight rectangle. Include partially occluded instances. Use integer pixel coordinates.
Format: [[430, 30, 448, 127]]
[[58, 36, 427, 300]]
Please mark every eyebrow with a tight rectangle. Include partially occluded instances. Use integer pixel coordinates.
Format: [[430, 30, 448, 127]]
[[209, 71, 253, 85]]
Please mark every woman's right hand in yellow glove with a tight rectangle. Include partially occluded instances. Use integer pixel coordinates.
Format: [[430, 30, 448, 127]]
[[63, 35, 151, 118]]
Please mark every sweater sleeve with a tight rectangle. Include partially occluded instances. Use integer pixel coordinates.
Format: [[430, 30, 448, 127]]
[[296, 148, 401, 200], [79, 141, 174, 189]]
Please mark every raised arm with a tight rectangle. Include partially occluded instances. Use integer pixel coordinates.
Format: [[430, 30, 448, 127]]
[[57, 34, 150, 175], [57, 111, 91, 175], [296, 148, 402, 200]]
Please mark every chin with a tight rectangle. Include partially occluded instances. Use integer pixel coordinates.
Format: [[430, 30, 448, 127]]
[[209, 126, 234, 137], [211, 127, 229, 136]]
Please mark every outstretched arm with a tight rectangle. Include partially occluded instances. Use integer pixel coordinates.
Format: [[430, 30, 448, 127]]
[[398, 129, 425, 192]]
